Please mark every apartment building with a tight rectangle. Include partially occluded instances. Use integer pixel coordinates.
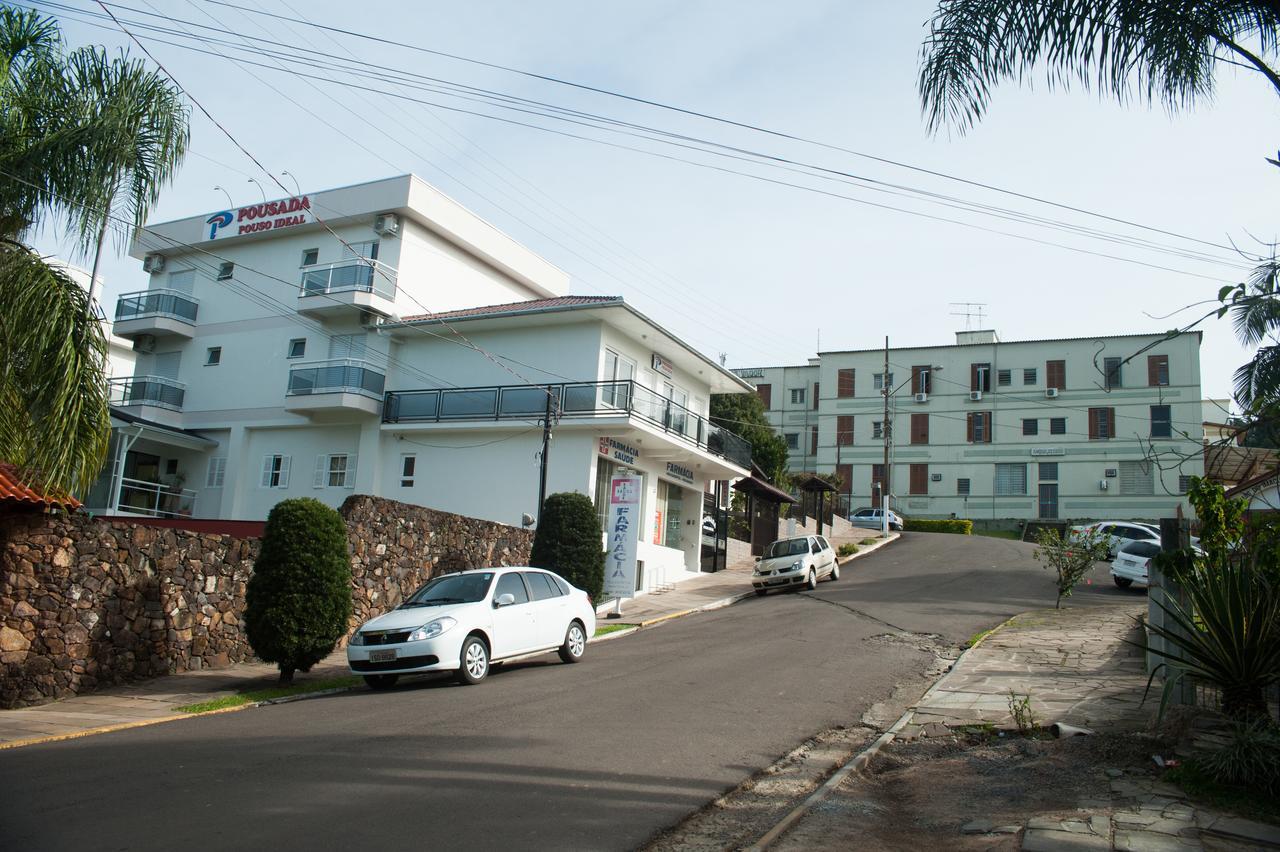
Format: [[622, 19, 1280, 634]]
[[737, 329, 1204, 522], [85, 175, 752, 591]]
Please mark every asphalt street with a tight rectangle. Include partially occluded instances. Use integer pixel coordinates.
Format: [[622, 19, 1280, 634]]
[[0, 533, 1137, 851]]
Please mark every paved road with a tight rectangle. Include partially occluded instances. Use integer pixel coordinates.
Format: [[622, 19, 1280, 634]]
[[0, 534, 1136, 851]]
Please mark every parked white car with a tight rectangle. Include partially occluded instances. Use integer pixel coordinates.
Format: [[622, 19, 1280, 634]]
[[347, 567, 596, 689], [1069, 521, 1159, 559], [752, 535, 839, 595], [849, 507, 903, 531], [1110, 540, 1161, 589]]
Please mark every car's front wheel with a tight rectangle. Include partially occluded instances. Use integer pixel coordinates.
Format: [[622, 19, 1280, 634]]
[[1114, 577, 1133, 589], [457, 635, 490, 685], [805, 569, 817, 591], [364, 674, 398, 690], [558, 621, 587, 664]]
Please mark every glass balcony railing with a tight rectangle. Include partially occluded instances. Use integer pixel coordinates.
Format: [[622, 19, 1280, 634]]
[[287, 358, 386, 398], [109, 376, 185, 410], [299, 259, 397, 300], [114, 289, 199, 323]]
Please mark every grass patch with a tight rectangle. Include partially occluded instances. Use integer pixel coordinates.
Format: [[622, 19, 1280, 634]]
[[176, 675, 360, 713], [859, 537, 880, 546], [594, 623, 636, 638], [973, 529, 1022, 540], [965, 627, 995, 648], [1164, 761, 1280, 824]]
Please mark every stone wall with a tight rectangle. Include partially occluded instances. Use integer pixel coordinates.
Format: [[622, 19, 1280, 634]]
[[0, 496, 533, 708]]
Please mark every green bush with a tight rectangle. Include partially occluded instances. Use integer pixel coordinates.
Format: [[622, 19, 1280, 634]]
[[903, 518, 973, 535], [837, 543, 858, 557], [531, 492, 604, 600], [245, 498, 353, 684], [1197, 719, 1280, 796], [859, 537, 879, 546]]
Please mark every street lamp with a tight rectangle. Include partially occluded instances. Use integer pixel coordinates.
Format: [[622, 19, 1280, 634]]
[[881, 364, 943, 536]]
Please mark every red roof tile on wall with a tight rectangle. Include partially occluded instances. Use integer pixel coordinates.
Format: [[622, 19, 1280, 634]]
[[0, 463, 81, 509]]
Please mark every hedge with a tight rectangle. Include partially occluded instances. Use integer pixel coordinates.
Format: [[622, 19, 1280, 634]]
[[903, 518, 973, 535]]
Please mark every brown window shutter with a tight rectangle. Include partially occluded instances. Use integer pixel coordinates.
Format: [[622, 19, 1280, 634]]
[[813, 382, 820, 409], [1107, 408, 1116, 439], [836, 463, 852, 495], [837, 415, 854, 446], [911, 412, 929, 444], [1088, 407, 1099, 439], [970, 363, 979, 391], [1148, 355, 1168, 387], [1047, 360, 1066, 390], [985, 411, 994, 443], [810, 425, 819, 455], [837, 368, 855, 398], [910, 464, 928, 495], [966, 413, 975, 442], [757, 384, 771, 409]]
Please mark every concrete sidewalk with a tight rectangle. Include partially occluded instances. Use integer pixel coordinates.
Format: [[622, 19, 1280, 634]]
[[0, 533, 900, 749]]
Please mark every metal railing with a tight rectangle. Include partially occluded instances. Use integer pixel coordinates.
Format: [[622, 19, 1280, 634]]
[[114, 288, 199, 323], [115, 476, 196, 518], [299, 258, 397, 300], [287, 358, 386, 397], [109, 376, 185, 410], [384, 379, 752, 468]]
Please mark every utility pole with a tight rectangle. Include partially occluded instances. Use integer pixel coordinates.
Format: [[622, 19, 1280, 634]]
[[882, 335, 890, 537], [537, 389, 554, 522]]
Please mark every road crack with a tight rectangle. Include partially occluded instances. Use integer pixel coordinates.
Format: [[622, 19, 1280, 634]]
[[795, 592, 911, 633]]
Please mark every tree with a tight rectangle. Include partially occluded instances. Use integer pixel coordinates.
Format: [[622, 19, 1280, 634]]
[[245, 499, 353, 684], [530, 492, 604, 601], [0, 8, 188, 494], [918, 1, 1280, 136], [1033, 526, 1109, 608], [710, 393, 789, 483]]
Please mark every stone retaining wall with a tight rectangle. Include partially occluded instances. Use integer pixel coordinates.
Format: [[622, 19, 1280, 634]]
[[0, 496, 533, 708]]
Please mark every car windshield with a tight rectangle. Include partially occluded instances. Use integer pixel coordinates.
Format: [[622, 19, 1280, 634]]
[[764, 539, 810, 558], [402, 572, 494, 607], [1121, 542, 1161, 559]]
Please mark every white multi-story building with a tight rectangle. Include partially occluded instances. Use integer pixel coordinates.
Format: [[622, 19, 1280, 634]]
[[85, 175, 752, 591], [737, 329, 1204, 523]]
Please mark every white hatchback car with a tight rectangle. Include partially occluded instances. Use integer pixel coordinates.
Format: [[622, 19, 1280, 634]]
[[752, 535, 839, 595], [1110, 540, 1161, 589], [347, 567, 596, 689]]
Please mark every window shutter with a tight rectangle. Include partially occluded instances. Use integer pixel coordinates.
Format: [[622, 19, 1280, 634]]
[[1047, 360, 1066, 390], [837, 415, 854, 446], [987, 411, 994, 443], [1147, 356, 1159, 387], [966, 413, 975, 442], [813, 383, 819, 410], [346, 454, 357, 488], [911, 413, 929, 444], [995, 463, 1027, 495], [837, 369, 855, 398], [835, 464, 852, 495], [314, 455, 327, 488], [1088, 409, 1099, 440], [757, 384, 771, 409], [278, 455, 291, 489], [910, 464, 928, 495], [970, 363, 979, 391], [1119, 460, 1154, 495], [1107, 408, 1116, 439], [206, 457, 225, 488], [810, 426, 818, 455], [261, 456, 273, 488]]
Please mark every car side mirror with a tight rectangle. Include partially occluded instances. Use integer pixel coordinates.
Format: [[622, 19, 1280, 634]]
[[494, 593, 516, 608]]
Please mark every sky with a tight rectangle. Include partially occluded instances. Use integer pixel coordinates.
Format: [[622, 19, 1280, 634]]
[[29, 0, 1280, 404]]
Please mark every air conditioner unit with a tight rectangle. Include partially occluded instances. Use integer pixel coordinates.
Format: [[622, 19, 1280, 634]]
[[1045, 388, 1060, 398], [914, 392, 928, 403], [358, 311, 384, 328], [373, 213, 400, 236], [133, 334, 157, 354], [1099, 480, 1109, 490], [930, 473, 942, 482], [969, 391, 983, 401], [142, 254, 165, 274], [1104, 468, 1118, 478]]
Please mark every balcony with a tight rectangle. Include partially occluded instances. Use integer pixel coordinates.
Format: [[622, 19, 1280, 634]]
[[285, 358, 386, 417], [113, 477, 197, 518], [296, 259, 397, 318], [110, 374, 185, 413], [113, 289, 198, 339], [384, 380, 752, 470]]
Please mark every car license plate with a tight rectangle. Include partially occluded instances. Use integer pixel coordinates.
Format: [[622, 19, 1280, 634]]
[[369, 649, 396, 663]]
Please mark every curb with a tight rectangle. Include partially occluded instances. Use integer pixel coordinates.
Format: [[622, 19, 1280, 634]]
[[835, 531, 900, 566], [0, 702, 255, 751], [745, 606, 1021, 851]]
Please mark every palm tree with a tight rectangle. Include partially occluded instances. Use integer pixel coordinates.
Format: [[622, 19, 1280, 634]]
[[918, 1, 1280, 135], [0, 8, 188, 495]]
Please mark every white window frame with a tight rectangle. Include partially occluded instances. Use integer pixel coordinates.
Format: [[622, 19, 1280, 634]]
[[167, 269, 196, 293], [790, 387, 806, 405], [784, 433, 799, 450], [314, 453, 357, 489], [994, 463, 1027, 496], [400, 454, 416, 488], [287, 338, 307, 359], [260, 454, 291, 489], [205, 457, 226, 488], [205, 346, 221, 366]]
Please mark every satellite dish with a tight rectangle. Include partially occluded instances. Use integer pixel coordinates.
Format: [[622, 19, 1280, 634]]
[[521, 513, 535, 528]]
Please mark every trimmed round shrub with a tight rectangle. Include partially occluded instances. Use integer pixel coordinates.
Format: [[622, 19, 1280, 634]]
[[531, 492, 604, 600], [245, 498, 352, 683]]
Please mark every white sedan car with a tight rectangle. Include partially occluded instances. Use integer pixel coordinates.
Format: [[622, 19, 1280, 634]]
[[347, 567, 596, 689], [1070, 521, 1160, 559], [849, 508, 903, 532], [752, 535, 839, 595]]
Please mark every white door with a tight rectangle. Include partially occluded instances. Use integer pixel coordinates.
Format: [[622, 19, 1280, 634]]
[[490, 573, 538, 658], [523, 571, 569, 648]]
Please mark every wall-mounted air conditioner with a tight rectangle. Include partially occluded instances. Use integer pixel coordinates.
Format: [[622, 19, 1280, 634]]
[[374, 213, 400, 236], [1104, 468, 1118, 478], [930, 473, 942, 482], [1045, 388, 1060, 398], [969, 391, 983, 401], [133, 334, 157, 354], [914, 392, 928, 403], [142, 254, 165, 274], [1099, 480, 1109, 490]]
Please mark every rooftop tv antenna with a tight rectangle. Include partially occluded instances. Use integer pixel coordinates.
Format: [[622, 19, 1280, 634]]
[[949, 302, 987, 330]]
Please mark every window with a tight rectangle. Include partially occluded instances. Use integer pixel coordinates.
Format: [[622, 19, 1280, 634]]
[[1178, 474, 1192, 493], [260, 454, 291, 488], [837, 368, 855, 398], [1050, 417, 1066, 435], [347, 239, 380, 261], [494, 572, 529, 604], [314, 454, 356, 488], [836, 415, 854, 446], [602, 348, 636, 407], [301, 248, 319, 266], [994, 463, 1027, 495], [785, 433, 799, 450], [971, 363, 991, 392], [967, 411, 993, 443], [217, 261, 234, 281], [205, 457, 226, 488], [910, 413, 929, 444], [1023, 368, 1037, 385], [1150, 405, 1172, 439], [790, 388, 806, 405], [287, 338, 306, 359], [205, 346, 221, 366], [1119, 460, 1154, 495], [909, 464, 928, 495], [911, 366, 932, 395], [1104, 357, 1123, 389], [1046, 359, 1066, 390], [812, 382, 820, 410], [1022, 418, 1038, 436], [957, 478, 971, 496], [165, 458, 178, 476], [872, 421, 883, 440], [523, 572, 559, 601], [810, 425, 818, 455], [997, 368, 1012, 386], [835, 463, 852, 495], [167, 269, 195, 292], [1089, 407, 1116, 440], [1148, 355, 1170, 387], [328, 333, 367, 360], [1038, 462, 1058, 481], [756, 383, 772, 409], [400, 454, 416, 488], [872, 372, 894, 391]]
